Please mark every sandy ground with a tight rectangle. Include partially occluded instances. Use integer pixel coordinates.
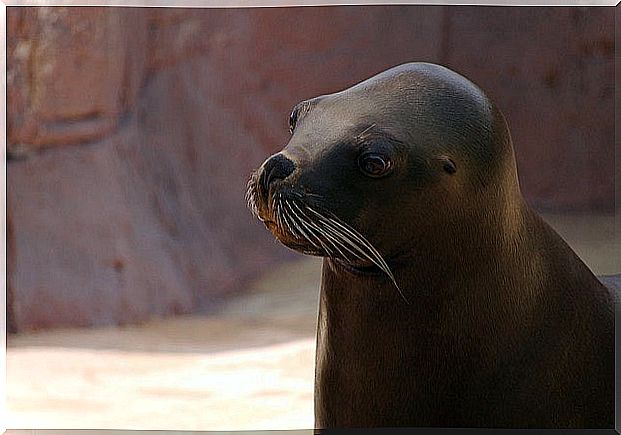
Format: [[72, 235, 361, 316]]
[[5, 213, 618, 431], [6, 258, 323, 431]]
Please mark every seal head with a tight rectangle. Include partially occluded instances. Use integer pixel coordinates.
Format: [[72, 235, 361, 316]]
[[247, 62, 521, 298]]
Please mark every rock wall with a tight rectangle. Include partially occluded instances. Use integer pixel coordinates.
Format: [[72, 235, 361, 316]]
[[7, 6, 616, 331]]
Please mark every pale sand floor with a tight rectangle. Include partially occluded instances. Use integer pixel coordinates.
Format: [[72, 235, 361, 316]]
[[6, 258, 323, 431], [5, 213, 618, 431]]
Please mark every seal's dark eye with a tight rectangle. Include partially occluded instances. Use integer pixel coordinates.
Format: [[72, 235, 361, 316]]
[[289, 109, 298, 134], [442, 158, 457, 174], [358, 153, 392, 178]]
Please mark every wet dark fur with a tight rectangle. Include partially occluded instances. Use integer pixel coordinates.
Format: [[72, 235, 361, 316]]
[[247, 63, 616, 429]]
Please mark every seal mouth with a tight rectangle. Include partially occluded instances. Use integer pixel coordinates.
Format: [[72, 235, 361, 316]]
[[246, 173, 322, 252], [246, 175, 409, 303], [263, 220, 324, 255], [331, 258, 385, 277]]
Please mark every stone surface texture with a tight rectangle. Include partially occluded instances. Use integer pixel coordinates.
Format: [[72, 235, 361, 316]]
[[6, 6, 616, 331]]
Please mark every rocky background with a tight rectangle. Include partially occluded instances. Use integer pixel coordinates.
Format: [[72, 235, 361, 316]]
[[6, 6, 616, 332]]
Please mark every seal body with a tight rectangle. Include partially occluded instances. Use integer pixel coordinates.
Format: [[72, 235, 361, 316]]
[[246, 63, 615, 428], [315, 211, 614, 428]]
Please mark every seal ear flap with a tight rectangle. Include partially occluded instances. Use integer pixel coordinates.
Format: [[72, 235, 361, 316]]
[[439, 156, 457, 174]]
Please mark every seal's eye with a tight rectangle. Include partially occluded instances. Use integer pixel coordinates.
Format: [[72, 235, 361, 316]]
[[442, 158, 457, 174], [358, 153, 392, 178], [289, 109, 298, 134]]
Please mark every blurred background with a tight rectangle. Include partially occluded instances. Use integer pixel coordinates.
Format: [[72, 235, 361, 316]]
[[5, 5, 619, 431]]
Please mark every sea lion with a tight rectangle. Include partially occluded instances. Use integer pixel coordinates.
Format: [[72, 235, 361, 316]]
[[245, 62, 615, 428]]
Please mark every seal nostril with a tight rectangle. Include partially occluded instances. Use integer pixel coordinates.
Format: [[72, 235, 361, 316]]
[[260, 153, 296, 193]]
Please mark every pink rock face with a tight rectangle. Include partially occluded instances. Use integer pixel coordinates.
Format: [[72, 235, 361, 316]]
[[7, 6, 615, 331], [8, 8, 146, 152]]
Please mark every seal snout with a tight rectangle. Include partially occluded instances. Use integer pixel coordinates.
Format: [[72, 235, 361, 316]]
[[259, 153, 296, 196]]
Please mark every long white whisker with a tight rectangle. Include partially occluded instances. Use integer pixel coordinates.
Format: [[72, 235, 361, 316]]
[[357, 123, 376, 138], [292, 208, 335, 257], [245, 179, 262, 220], [276, 201, 284, 230], [323, 220, 387, 270], [310, 209, 393, 272], [280, 203, 301, 238], [283, 215, 301, 239], [306, 206, 409, 304], [307, 208, 385, 265], [301, 217, 354, 262], [298, 208, 364, 263], [287, 206, 309, 241], [291, 202, 352, 261], [306, 208, 369, 246], [284, 202, 319, 250]]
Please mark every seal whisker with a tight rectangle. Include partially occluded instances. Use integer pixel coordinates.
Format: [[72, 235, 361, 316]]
[[285, 204, 308, 241], [283, 201, 320, 251], [295, 206, 364, 264], [309, 209, 391, 270], [245, 181, 262, 221], [303, 192, 324, 199], [277, 193, 285, 228], [320, 225, 366, 263], [276, 200, 284, 230], [289, 203, 336, 257], [326, 220, 390, 271], [306, 207, 384, 260], [306, 208, 382, 265], [298, 214, 354, 262], [356, 123, 377, 140], [245, 179, 255, 213], [280, 202, 302, 238], [306, 206, 409, 304], [291, 202, 351, 261], [287, 201, 323, 245], [305, 208, 365, 244]]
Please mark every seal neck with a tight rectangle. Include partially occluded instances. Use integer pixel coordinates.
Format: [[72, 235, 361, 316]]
[[322, 190, 538, 313]]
